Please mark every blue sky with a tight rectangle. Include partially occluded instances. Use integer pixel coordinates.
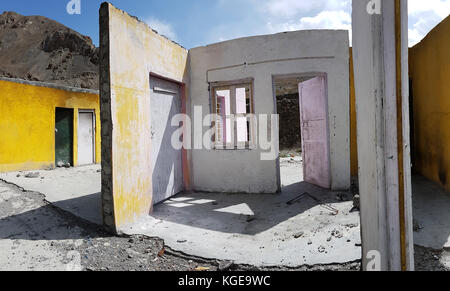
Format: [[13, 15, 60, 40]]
[[1, 0, 449, 48]]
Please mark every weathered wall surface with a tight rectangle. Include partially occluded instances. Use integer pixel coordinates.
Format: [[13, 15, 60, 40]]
[[353, 0, 414, 270], [99, 3, 188, 231], [189, 30, 350, 192], [0, 78, 100, 173], [409, 15, 450, 191]]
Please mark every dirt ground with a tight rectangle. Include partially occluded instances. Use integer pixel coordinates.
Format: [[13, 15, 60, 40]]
[[414, 246, 450, 271], [0, 179, 363, 271], [0, 174, 448, 271], [1, 159, 364, 268]]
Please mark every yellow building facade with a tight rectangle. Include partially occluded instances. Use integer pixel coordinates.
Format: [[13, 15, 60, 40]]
[[0, 78, 101, 173], [99, 3, 189, 230], [409, 15, 450, 191]]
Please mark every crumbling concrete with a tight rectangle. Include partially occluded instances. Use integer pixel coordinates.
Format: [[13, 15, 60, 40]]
[[0, 158, 362, 268], [2, 160, 448, 270], [124, 159, 361, 267], [0, 179, 364, 271], [0, 180, 217, 271], [0, 180, 86, 270], [0, 165, 102, 225]]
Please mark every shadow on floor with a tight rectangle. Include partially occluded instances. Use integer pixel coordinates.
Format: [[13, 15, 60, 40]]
[[0, 192, 107, 242], [150, 181, 353, 236], [412, 175, 450, 250], [51, 192, 102, 225]]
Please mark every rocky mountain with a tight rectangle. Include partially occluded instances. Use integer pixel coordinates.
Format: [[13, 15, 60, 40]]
[[0, 11, 98, 89]]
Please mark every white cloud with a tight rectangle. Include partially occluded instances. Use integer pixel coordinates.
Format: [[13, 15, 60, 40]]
[[205, 0, 448, 48], [260, 0, 449, 47], [408, 0, 450, 46], [264, 0, 349, 18], [145, 18, 177, 41], [262, 0, 352, 43], [267, 10, 352, 42], [409, 0, 450, 18]]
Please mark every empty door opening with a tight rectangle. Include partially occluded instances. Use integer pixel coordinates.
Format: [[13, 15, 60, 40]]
[[150, 76, 183, 205], [275, 75, 330, 189], [78, 110, 95, 166], [55, 108, 74, 167]]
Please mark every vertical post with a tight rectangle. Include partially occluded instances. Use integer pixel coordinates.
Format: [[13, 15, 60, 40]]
[[99, 3, 116, 233], [352, 0, 414, 271], [394, 0, 407, 271]]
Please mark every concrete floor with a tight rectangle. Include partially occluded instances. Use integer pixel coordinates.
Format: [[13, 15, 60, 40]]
[[0, 165, 102, 225], [0, 159, 362, 267], [1, 173, 446, 270], [0, 179, 231, 271], [0, 180, 88, 271], [412, 175, 450, 249], [125, 157, 362, 267], [1, 161, 450, 268]]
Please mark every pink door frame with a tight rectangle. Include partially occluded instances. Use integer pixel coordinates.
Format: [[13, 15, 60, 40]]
[[299, 75, 331, 189]]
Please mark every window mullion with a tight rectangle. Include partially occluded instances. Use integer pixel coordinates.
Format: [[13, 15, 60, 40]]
[[231, 85, 237, 148]]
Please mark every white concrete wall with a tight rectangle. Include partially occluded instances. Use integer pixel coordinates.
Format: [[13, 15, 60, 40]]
[[352, 0, 414, 270], [189, 30, 350, 193]]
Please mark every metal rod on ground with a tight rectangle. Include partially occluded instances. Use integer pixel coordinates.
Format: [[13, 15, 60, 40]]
[[286, 192, 309, 205]]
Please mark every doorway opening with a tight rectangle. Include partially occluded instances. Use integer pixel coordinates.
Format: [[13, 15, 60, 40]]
[[78, 110, 96, 166], [274, 74, 330, 190], [55, 107, 74, 168]]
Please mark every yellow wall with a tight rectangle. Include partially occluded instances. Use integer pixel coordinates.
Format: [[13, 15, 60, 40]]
[[349, 48, 358, 178], [0, 79, 101, 172], [409, 15, 450, 191], [105, 3, 189, 230]]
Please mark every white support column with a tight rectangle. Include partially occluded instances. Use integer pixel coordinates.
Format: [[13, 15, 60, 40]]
[[352, 0, 414, 271]]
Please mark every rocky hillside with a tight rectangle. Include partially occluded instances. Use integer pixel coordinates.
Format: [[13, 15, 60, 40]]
[[0, 11, 98, 89], [277, 93, 302, 150]]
